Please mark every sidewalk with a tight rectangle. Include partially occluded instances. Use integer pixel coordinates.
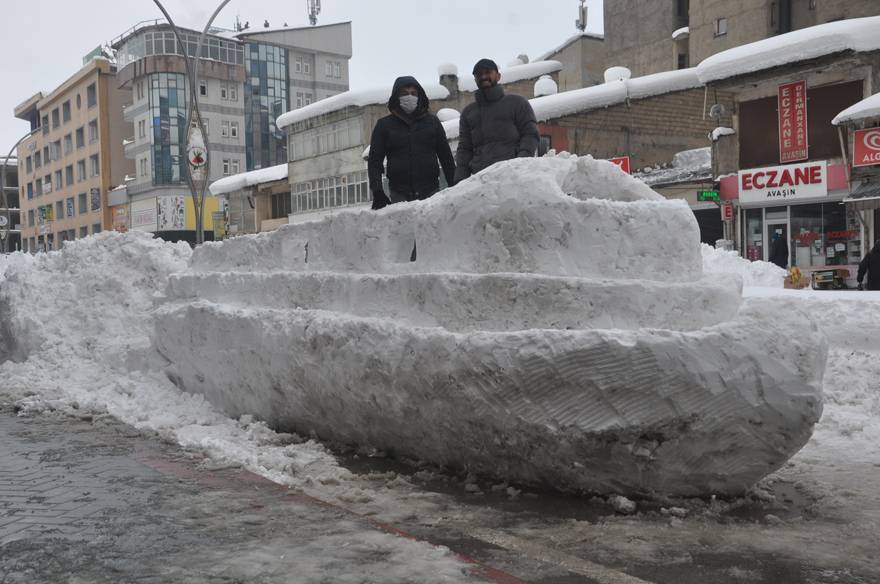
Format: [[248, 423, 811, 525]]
[[0, 407, 548, 584]]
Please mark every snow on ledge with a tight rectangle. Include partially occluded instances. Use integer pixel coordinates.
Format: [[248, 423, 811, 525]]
[[672, 26, 689, 40], [696, 16, 880, 84], [710, 127, 736, 141], [209, 163, 288, 196], [833, 92, 880, 125]]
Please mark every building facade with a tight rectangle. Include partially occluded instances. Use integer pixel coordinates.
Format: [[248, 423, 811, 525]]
[[1, 158, 20, 252], [603, 0, 879, 78], [14, 58, 132, 253]]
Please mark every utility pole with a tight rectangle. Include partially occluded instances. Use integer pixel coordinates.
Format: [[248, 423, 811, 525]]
[[1, 127, 42, 254], [150, 0, 233, 245]]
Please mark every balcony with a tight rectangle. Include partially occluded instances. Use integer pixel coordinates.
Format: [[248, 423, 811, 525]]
[[123, 137, 138, 158]]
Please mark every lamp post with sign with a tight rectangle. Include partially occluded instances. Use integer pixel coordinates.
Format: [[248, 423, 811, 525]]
[[150, 0, 232, 245], [1, 127, 42, 253]]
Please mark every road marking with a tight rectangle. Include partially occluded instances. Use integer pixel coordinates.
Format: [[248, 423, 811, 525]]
[[466, 527, 656, 584]]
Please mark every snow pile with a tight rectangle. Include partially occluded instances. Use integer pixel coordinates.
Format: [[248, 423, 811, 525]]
[[635, 147, 711, 187], [696, 16, 880, 83], [154, 155, 827, 496], [435, 108, 459, 122], [710, 126, 736, 141], [701, 243, 787, 288], [534, 75, 558, 97], [833, 91, 880, 125], [210, 163, 288, 196], [437, 63, 458, 76]]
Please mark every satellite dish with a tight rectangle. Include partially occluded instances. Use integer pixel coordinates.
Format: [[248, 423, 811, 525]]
[[709, 103, 726, 121], [604, 67, 632, 83]]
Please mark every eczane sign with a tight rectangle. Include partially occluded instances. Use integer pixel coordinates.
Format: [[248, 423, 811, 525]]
[[738, 161, 828, 204]]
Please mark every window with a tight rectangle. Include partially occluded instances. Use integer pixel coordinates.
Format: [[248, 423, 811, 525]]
[[43, 146, 49, 163], [28, 209, 34, 227], [26, 182, 33, 200], [222, 159, 231, 175], [231, 159, 240, 174], [230, 86, 238, 101], [296, 92, 304, 108], [87, 83, 97, 108], [136, 82, 144, 101], [333, 62, 341, 78], [230, 121, 239, 138], [50, 141, 61, 161], [66, 197, 75, 218], [35, 178, 42, 196], [305, 93, 313, 106], [41, 115, 49, 134], [199, 81, 208, 97], [221, 120, 229, 138], [92, 223, 102, 234], [79, 226, 88, 238], [44, 174, 52, 194], [76, 94, 82, 110], [51, 108, 60, 129], [220, 85, 228, 100], [294, 56, 303, 73], [76, 127, 85, 149], [138, 119, 146, 138], [714, 17, 728, 36], [90, 189, 101, 211], [34, 151, 41, 168], [140, 158, 148, 177], [26, 156, 32, 174], [56, 201, 64, 221], [88, 120, 98, 143], [65, 165, 74, 186], [62, 101, 71, 123], [64, 134, 73, 155], [78, 192, 87, 214], [77, 160, 86, 181], [54, 170, 62, 190], [89, 154, 100, 177], [325, 62, 332, 77], [303, 60, 310, 74]]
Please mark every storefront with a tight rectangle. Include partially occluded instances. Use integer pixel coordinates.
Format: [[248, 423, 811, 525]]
[[735, 160, 864, 283]]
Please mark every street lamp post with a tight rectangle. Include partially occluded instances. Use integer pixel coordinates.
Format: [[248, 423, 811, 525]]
[[1, 127, 42, 254], [150, 0, 233, 245]]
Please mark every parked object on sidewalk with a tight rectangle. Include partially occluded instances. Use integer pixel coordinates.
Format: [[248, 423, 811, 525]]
[[154, 155, 827, 497], [812, 268, 850, 291]]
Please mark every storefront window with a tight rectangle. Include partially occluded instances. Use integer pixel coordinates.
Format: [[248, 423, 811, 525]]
[[745, 208, 763, 261], [790, 202, 861, 270]]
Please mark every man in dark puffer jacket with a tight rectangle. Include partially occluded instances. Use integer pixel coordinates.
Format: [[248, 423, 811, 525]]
[[857, 239, 880, 291], [368, 76, 455, 210], [454, 58, 539, 183]]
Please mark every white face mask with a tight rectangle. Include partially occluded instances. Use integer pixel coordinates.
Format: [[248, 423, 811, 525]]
[[399, 95, 419, 114]]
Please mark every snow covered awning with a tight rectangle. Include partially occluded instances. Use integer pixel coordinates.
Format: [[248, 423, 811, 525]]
[[696, 16, 880, 84], [209, 164, 289, 196], [843, 181, 880, 211], [833, 92, 880, 126]]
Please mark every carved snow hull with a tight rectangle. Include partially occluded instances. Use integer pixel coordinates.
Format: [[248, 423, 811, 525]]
[[153, 156, 827, 496]]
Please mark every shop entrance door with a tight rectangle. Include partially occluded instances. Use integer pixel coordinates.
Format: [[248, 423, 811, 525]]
[[766, 222, 789, 267]]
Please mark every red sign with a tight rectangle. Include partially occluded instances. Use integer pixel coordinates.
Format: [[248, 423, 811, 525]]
[[778, 80, 808, 164], [608, 156, 631, 174], [721, 202, 735, 222], [853, 127, 880, 168]]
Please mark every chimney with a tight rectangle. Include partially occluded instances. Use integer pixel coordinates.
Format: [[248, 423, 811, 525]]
[[438, 63, 459, 99]]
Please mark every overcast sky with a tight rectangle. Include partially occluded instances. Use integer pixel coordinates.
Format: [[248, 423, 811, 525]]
[[0, 0, 602, 151]]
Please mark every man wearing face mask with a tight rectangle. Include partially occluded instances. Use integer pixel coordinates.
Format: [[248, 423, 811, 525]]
[[368, 76, 455, 210], [454, 58, 539, 184]]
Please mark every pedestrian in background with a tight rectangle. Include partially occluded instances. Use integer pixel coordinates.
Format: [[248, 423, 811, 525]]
[[857, 239, 880, 290], [368, 76, 455, 210], [454, 58, 539, 184]]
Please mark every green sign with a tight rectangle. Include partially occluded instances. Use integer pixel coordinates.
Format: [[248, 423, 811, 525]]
[[697, 190, 720, 202]]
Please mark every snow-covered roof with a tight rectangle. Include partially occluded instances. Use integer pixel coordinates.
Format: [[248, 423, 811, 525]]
[[209, 163, 288, 196], [833, 92, 880, 126], [635, 147, 712, 187], [276, 85, 450, 129], [457, 60, 563, 92], [442, 68, 701, 141], [538, 32, 604, 61], [696, 16, 880, 84], [277, 60, 562, 130]]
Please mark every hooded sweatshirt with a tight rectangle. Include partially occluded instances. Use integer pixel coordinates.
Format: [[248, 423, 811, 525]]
[[367, 76, 455, 199], [858, 240, 880, 290]]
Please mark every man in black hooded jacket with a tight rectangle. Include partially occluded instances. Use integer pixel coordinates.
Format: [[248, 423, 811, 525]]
[[857, 239, 880, 291], [368, 76, 455, 210]]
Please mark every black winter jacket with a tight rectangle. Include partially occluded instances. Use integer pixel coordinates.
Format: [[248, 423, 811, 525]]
[[858, 243, 880, 290], [368, 76, 455, 200], [454, 85, 539, 183]]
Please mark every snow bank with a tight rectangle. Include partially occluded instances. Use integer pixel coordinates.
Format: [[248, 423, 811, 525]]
[[154, 155, 827, 496], [696, 16, 880, 83], [701, 243, 787, 288], [833, 92, 880, 126]]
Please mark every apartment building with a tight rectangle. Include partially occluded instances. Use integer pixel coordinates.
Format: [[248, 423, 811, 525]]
[[1, 158, 19, 252], [14, 58, 132, 252], [603, 0, 879, 77]]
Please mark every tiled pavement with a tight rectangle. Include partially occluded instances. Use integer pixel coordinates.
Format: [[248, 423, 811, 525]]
[[0, 408, 599, 584]]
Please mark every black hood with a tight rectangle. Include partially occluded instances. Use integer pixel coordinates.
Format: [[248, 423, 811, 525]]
[[388, 76, 429, 116]]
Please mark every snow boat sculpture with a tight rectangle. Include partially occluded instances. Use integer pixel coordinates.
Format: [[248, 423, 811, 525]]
[[154, 155, 826, 496]]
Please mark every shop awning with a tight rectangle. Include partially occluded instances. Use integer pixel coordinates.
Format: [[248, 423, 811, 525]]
[[843, 181, 880, 211]]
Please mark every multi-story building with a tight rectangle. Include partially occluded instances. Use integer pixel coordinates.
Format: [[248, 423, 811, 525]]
[[14, 58, 132, 253], [108, 20, 352, 241], [603, 0, 879, 78], [1, 157, 19, 253]]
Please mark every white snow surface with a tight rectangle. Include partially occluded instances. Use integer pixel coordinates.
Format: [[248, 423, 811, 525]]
[[701, 243, 787, 288], [696, 16, 880, 83], [436, 108, 460, 122], [635, 147, 712, 187], [147, 155, 827, 496], [209, 163, 288, 196], [437, 63, 458, 76], [534, 75, 558, 97], [833, 91, 880, 125], [710, 126, 736, 141]]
